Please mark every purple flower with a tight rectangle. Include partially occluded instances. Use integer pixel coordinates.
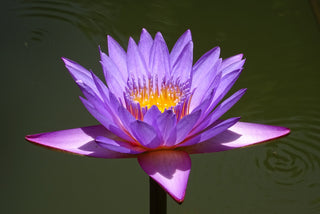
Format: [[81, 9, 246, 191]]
[[25, 29, 290, 203]]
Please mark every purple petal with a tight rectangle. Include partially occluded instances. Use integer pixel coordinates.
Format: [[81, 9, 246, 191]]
[[174, 110, 201, 144], [79, 97, 132, 142], [149, 32, 170, 87], [178, 117, 240, 147], [107, 35, 128, 80], [117, 105, 136, 132], [170, 29, 192, 67], [190, 47, 221, 110], [100, 49, 126, 99], [95, 136, 145, 154], [191, 47, 220, 87], [208, 69, 242, 111], [156, 110, 177, 146], [130, 120, 161, 149], [191, 88, 246, 135], [25, 125, 134, 158], [143, 105, 161, 125], [127, 37, 149, 79], [171, 41, 193, 83], [221, 59, 246, 77], [182, 122, 291, 154], [220, 54, 243, 70], [62, 58, 102, 99], [138, 150, 191, 203], [138, 28, 154, 66]]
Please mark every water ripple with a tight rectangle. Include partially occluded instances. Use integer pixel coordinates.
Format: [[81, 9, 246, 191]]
[[255, 111, 320, 210]]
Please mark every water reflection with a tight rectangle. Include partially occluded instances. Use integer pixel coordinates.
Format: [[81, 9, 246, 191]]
[[17, 0, 116, 42], [16, 0, 183, 46]]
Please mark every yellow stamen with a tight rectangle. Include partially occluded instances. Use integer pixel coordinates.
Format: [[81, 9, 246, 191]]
[[132, 84, 182, 113]]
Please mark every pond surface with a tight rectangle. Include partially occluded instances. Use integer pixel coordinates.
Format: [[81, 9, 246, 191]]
[[2, 0, 320, 213]]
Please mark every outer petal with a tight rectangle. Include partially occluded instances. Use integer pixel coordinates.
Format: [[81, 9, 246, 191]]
[[190, 47, 221, 110], [181, 122, 291, 154], [171, 41, 193, 83], [208, 69, 242, 111], [138, 150, 191, 203], [25, 125, 134, 158], [95, 136, 145, 154], [100, 49, 126, 99], [170, 29, 192, 67], [220, 53, 243, 70], [62, 58, 102, 100], [221, 59, 245, 77], [178, 117, 240, 147], [107, 35, 128, 80], [191, 88, 246, 135]]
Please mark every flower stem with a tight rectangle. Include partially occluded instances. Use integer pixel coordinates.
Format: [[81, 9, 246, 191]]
[[150, 177, 167, 214]]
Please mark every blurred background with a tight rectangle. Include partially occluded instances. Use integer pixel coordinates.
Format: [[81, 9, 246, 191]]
[[1, 0, 320, 213]]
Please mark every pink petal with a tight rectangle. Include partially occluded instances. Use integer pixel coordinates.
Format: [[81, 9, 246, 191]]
[[181, 122, 290, 154], [25, 125, 134, 158], [138, 150, 191, 203]]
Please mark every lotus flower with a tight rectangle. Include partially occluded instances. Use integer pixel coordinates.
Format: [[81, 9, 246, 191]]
[[25, 29, 290, 203]]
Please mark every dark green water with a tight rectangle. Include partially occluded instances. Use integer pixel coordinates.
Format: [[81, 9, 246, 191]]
[[2, 0, 320, 213]]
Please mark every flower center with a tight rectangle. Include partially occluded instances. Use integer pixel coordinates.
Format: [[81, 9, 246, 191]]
[[124, 76, 192, 120], [131, 83, 182, 113]]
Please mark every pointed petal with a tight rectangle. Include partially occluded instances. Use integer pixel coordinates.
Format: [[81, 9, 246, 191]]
[[220, 53, 243, 70], [149, 32, 170, 86], [191, 88, 246, 135], [138, 150, 191, 203], [156, 110, 177, 146], [209, 69, 242, 111], [191, 46, 220, 89], [25, 125, 134, 158], [95, 136, 145, 154], [171, 41, 193, 83], [143, 105, 161, 125], [179, 117, 240, 147], [117, 105, 136, 132], [190, 47, 221, 110], [174, 110, 201, 144], [79, 97, 132, 142], [138, 28, 154, 66], [100, 49, 126, 99], [127, 37, 149, 79], [221, 59, 246, 77], [170, 29, 192, 67], [62, 58, 102, 99], [130, 120, 161, 149], [107, 35, 128, 80], [182, 122, 291, 154]]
